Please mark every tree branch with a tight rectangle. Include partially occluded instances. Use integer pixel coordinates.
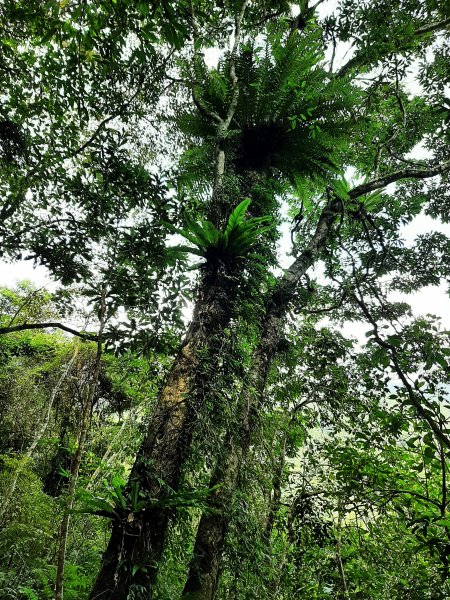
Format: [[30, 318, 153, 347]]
[[190, 1, 223, 126], [70, 71, 150, 157], [271, 199, 343, 311], [336, 17, 450, 78], [253, 154, 448, 383], [207, 0, 249, 203], [349, 160, 450, 199], [415, 16, 450, 36], [383, 489, 442, 509], [71, 114, 118, 157], [0, 322, 98, 341], [222, 0, 250, 130], [253, 9, 285, 28]]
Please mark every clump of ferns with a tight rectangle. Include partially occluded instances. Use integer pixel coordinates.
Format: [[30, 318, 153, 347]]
[[178, 30, 356, 192], [170, 199, 273, 272], [74, 476, 220, 523]]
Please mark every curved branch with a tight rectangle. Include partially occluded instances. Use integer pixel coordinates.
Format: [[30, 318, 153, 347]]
[[349, 160, 450, 199], [0, 322, 98, 341], [272, 199, 343, 309], [335, 52, 367, 79], [336, 17, 450, 78], [384, 489, 442, 509], [415, 16, 450, 36], [71, 69, 150, 157], [71, 114, 117, 157]]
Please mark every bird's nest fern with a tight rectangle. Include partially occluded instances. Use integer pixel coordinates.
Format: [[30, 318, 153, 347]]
[[178, 31, 357, 190], [170, 199, 273, 267]]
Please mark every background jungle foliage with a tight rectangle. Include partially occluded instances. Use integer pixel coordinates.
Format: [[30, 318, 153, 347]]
[[1, 0, 450, 599]]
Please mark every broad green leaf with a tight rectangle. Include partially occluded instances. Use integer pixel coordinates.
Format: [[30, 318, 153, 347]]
[[225, 199, 251, 236]]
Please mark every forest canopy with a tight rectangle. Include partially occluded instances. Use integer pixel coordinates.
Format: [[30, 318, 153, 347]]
[[1, 1, 450, 599]]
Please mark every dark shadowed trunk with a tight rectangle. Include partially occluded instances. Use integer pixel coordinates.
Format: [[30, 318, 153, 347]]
[[89, 263, 239, 600], [181, 199, 341, 599]]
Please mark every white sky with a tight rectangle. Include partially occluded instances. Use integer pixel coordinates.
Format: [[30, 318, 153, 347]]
[[0, 261, 52, 289]]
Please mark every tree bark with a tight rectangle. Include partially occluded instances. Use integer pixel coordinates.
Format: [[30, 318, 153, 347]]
[[0, 321, 97, 340], [89, 5, 253, 591], [181, 198, 342, 599], [89, 265, 239, 600]]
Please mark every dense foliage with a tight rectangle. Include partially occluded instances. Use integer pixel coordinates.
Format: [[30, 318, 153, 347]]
[[1, 1, 450, 599]]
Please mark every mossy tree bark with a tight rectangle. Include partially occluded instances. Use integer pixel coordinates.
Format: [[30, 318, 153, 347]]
[[89, 4, 252, 597], [88, 263, 241, 599], [181, 198, 342, 600]]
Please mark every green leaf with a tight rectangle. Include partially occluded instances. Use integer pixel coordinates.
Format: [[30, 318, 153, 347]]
[[201, 220, 220, 246], [73, 496, 118, 518], [170, 245, 206, 257], [435, 354, 448, 369], [225, 199, 251, 236], [436, 519, 450, 527], [176, 227, 205, 247], [363, 191, 383, 211], [111, 476, 127, 509], [184, 216, 212, 247], [333, 178, 350, 200]]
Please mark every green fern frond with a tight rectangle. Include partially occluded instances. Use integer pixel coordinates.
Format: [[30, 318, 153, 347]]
[[171, 200, 273, 264], [178, 29, 357, 189], [225, 199, 252, 235]]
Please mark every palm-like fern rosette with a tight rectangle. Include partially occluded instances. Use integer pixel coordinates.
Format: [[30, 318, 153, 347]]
[[170, 199, 273, 266], [178, 30, 357, 189]]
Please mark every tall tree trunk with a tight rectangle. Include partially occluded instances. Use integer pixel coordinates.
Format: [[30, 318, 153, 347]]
[[89, 5, 254, 596], [54, 291, 106, 600], [181, 199, 342, 599], [89, 264, 240, 600]]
